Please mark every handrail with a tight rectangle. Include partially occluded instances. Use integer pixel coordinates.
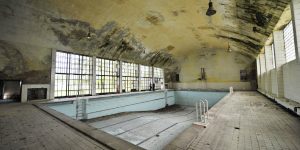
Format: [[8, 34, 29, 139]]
[[194, 99, 209, 127]]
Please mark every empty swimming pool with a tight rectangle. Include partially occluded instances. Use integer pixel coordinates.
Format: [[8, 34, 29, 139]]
[[46, 90, 227, 119], [46, 90, 227, 150]]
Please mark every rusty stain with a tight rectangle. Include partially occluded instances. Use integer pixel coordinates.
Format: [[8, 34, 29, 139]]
[[167, 45, 175, 51], [180, 9, 186, 13], [146, 15, 160, 25], [145, 11, 164, 25], [172, 11, 179, 16], [0, 4, 14, 17]]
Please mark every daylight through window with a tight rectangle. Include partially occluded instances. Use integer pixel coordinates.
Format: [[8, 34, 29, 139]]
[[122, 62, 139, 92], [96, 58, 119, 94], [55, 52, 92, 97], [54, 52, 164, 97], [153, 67, 164, 90], [283, 21, 296, 63], [140, 65, 152, 91]]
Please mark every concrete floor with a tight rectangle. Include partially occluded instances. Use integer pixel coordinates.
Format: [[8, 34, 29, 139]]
[[87, 105, 196, 150], [1, 92, 300, 150], [0, 103, 109, 150], [166, 92, 300, 150]]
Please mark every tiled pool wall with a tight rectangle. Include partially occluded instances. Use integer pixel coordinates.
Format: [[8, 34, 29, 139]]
[[47, 90, 228, 119], [174, 91, 228, 108], [47, 91, 175, 119]]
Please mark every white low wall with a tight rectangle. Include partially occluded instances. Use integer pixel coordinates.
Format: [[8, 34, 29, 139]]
[[258, 60, 300, 116], [260, 73, 266, 91], [170, 82, 252, 91], [270, 69, 278, 96], [283, 60, 300, 103]]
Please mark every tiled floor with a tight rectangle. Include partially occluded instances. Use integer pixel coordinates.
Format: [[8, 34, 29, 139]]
[[0, 103, 108, 150], [166, 92, 300, 150], [87, 105, 196, 150], [1, 92, 300, 150]]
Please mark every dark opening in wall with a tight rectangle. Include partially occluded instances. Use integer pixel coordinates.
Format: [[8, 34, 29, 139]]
[[27, 88, 47, 101], [170, 72, 180, 82], [0, 81, 3, 99], [176, 74, 180, 82], [0, 80, 22, 101], [198, 68, 206, 81], [240, 70, 248, 81], [201, 68, 206, 80]]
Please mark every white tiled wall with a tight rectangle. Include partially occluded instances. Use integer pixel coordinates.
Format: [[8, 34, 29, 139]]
[[257, 0, 300, 112], [259, 54, 266, 92], [292, 0, 300, 62], [256, 57, 261, 89], [283, 60, 300, 103], [265, 46, 273, 94], [270, 69, 278, 96], [273, 31, 286, 98]]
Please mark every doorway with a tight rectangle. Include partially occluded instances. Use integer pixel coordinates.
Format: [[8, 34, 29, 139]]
[[0, 80, 22, 103]]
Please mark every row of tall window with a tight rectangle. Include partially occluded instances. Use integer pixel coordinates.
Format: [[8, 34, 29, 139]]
[[140, 65, 152, 91], [271, 43, 276, 69], [122, 62, 138, 93], [55, 52, 92, 97], [54, 52, 164, 97], [95, 59, 119, 94], [257, 21, 296, 75], [283, 21, 296, 63]]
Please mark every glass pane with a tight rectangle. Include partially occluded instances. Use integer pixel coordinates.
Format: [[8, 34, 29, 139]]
[[284, 21, 296, 63]]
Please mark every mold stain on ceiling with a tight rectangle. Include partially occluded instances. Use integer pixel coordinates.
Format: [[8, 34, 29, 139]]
[[34, 0, 290, 60]]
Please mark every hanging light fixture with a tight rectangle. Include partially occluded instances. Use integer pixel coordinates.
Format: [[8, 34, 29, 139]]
[[87, 28, 91, 39], [206, 0, 216, 16], [227, 42, 232, 52]]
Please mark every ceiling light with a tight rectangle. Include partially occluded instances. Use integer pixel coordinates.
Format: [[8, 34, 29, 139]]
[[87, 28, 91, 39], [227, 42, 232, 52], [206, 0, 216, 16]]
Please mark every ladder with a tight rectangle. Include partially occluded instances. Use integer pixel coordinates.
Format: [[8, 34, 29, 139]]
[[75, 98, 87, 120], [194, 99, 209, 127]]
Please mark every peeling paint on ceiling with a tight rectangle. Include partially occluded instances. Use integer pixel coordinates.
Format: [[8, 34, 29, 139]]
[[31, 0, 290, 59]]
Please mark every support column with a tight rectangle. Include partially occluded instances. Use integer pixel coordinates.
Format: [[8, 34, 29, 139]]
[[162, 69, 165, 90], [273, 31, 286, 98], [256, 57, 261, 90], [91, 56, 96, 96], [119, 61, 122, 93], [264, 45, 273, 94], [152, 66, 154, 91], [291, 0, 300, 62], [259, 53, 266, 92], [138, 65, 141, 91], [50, 49, 56, 100]]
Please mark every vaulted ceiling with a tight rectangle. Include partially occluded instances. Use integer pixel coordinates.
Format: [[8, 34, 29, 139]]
[[39, 0, 291, 59]]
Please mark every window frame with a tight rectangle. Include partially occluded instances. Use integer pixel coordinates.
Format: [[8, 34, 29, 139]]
[[54, 51, 165, 98], [95, 58, 119, 95], [153, 67, 164, 90], [271, 43, 276, 69], [55, 51, 92, 98], [140, 65, 153, 91], [283, 21, 296, 63], [122, 62, 139, 93]]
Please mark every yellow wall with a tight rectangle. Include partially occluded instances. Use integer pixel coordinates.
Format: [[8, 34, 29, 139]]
[[178, 50, 254, 83]]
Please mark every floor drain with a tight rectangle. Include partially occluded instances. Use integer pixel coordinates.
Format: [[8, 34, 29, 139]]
[[234, 127, 240, 130], [156, 134, 160, 137]]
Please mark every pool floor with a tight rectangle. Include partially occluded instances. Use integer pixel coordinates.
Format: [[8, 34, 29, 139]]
[[86, 105, 196, 150]]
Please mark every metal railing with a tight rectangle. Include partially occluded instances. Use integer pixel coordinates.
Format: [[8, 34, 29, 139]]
[[195, 99, 209, 125]]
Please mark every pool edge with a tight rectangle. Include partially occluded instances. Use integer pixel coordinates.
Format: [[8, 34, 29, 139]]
[[33, 103, 145, 150]]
